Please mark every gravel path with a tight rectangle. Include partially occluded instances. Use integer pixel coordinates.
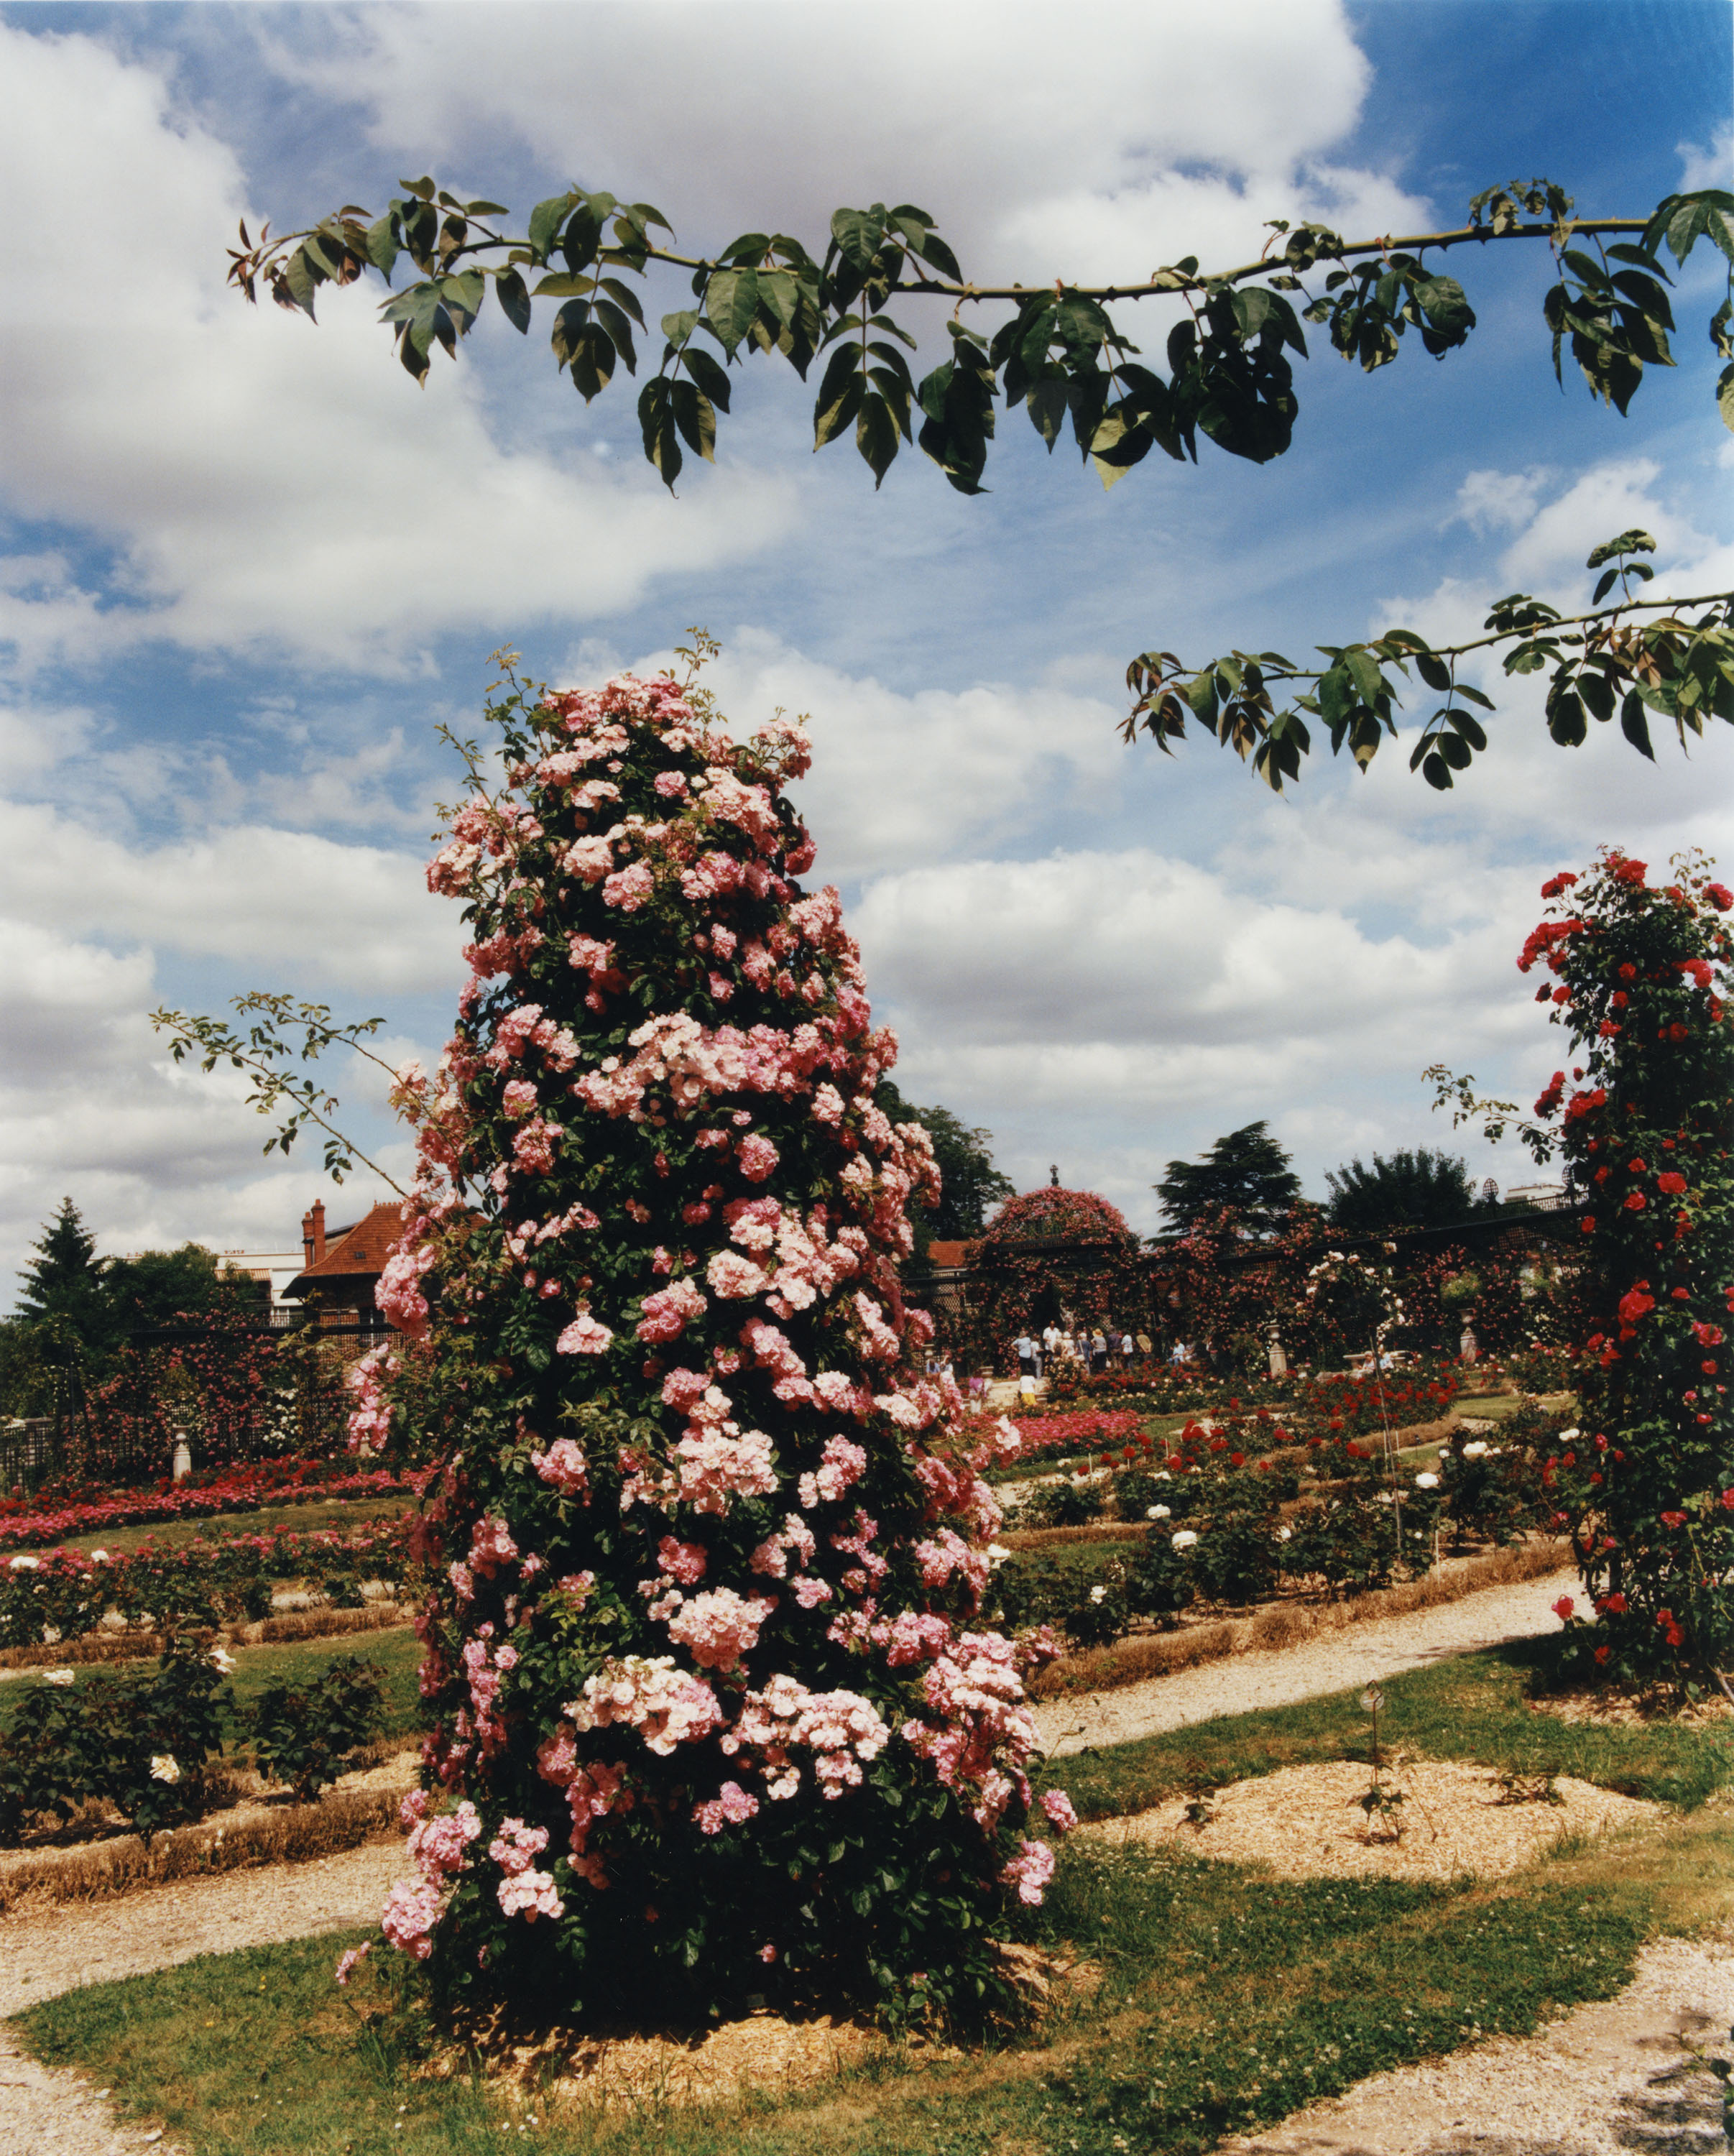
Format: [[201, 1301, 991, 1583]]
[[1033, 1567, 1578, 1757], [0, 1839, 405, 2156], [1222, 1932, 1734, 2155]]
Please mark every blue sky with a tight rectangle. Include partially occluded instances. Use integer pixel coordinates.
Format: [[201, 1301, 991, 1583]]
[[0, 0, 1730, 1293]]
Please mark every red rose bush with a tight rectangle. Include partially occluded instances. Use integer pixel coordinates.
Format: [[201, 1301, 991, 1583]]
[[1516, 849, 1734, 1686], [359, 659, 1065, 2029]]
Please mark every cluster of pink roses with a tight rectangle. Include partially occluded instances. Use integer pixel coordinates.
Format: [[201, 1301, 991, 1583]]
[[358, 666, 1069, 2016]]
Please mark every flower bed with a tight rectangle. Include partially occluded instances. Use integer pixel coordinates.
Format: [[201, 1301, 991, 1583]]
[[992, 1394, 1576, 1649], [0, 1515, 420, 1648], [995, 1409, 1148, 1465], [0, 1458, 415, 1552], [1289, 1360, 1462, 1437]]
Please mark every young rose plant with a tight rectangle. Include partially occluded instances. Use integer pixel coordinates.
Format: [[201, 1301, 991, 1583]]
[[1510, 849, 1734, 1689], [356, 655, 1066, 2029]]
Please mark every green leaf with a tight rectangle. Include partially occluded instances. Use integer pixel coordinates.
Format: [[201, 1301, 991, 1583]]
[[1414, 650, 1452, 693], [533, 272, 597, 298], [669, 381, 716, 461], [364, 216, 400, 280], [637, 379, 683, 490], [681, 345, 732, 413], [813, 371, 864, 450], [495, 267, 532, 336], [917, 229, 964, 283], [1579, 671, 1615, 723], [1345, 646, 1385, 706], [463, 198, 509, 218], [1454, 683, 1495, 710], [398, 176, 435, 201], [1620, 689, 1656, 759], [856, 392, 901, 487], [704, 267, 760, 357], [831, 206, 883, 276], [1719, 361, 1734, 433], [1025, 374, 1068, 451], [527, 192, 573, 264], [283, 246, 323, 318]]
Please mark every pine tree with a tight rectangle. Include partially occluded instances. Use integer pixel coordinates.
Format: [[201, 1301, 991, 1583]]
[[15, 1197, 113, 1358], [352, 659, 1068, 2029], [1155, 1123, 1301, 1233]]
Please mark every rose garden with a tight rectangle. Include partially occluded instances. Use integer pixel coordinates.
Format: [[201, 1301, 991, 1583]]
[[2, 651, 1731, 2154]]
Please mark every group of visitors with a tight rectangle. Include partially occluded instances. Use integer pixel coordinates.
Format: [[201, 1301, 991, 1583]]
[[1013, 1322, 1148, 1380]]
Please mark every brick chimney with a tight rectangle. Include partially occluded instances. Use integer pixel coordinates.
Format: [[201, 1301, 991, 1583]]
[[302, 1200, 326, 1270]]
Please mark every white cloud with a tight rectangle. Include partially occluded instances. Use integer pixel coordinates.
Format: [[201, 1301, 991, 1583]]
[[1450, 468, 1548, 536], [275, 1, 1415, 287], [0, 911, 409, 1299], [1677, 128, 1734, 193], [619, 627, 1127, 880], [0, 22, 798, 676], [0, 798, 458, 994], [855, 847, 1521, 1070]]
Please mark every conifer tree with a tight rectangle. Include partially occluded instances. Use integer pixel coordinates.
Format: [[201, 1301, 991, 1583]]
[[15, 1197, 113, 1358], [351, 655, 1069, 2027]]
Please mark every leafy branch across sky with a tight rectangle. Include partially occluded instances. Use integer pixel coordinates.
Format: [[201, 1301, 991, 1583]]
[[228, 175, 1734, 789], [151, 994, 409, 1194]]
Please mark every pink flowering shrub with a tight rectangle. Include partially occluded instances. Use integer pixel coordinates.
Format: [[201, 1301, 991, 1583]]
[[359, 660, 1064, 2028]]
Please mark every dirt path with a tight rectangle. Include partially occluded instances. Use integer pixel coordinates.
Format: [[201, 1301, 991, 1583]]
[[1221, 1932, 1734, 2155], [1033, 1567, 1578, 1756]]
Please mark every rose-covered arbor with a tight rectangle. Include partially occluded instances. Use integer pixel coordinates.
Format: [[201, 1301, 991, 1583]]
[[351, 658, 1066, 2029], [961, 1187, 1145, 1363]]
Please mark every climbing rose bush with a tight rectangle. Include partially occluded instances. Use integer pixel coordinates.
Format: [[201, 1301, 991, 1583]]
[[361, 658, 1066, 2027], [1516, 849, 1734, 1687]]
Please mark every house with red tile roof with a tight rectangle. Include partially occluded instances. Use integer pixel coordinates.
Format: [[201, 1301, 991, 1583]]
[[283, 1198, 408, 1335]]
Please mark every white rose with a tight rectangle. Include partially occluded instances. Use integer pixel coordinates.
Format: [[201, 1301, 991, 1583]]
[[1558, 1427, 1581, 1442], [9, 1554, 40, 1571], [1171, 1530, 1199, 1551], [1414, 1473, 1440, 1490], [1276, 1526, 1292, 1542], [149, 1754, 181, 1785], [42, 1668, 75, 1687], [210, 1648, 237, 1674], [1461, 1442, 1489, 1458], [88, 1549, 110, 1564], [1088, 1585, 1107, 1604], [1147, 1505, 1171, 1520]]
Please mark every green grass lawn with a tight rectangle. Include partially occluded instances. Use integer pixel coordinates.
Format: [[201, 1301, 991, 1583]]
[[14, 1641, 1730, 2156], [51, 1493, 410, 1560], [1051, 1639, 1731, 1819]]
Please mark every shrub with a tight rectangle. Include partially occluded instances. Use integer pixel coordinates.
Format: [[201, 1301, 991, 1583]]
[[1020, 1477, 1107, 1528], [1282, 1497, 1400, 1595], [244, 1654, 388, 1804], [1502, 849, 1734, 1686], [354, 660, 1065, 2031], [1059, 1563, 1129, 1651], [0, 1634, 232, 1844], [1124, 1531, 1195, 1626], [1189, 1505, 1283, 1606]]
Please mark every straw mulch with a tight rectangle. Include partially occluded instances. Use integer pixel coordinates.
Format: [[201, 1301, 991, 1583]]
[[1084, 1758, 1661, 1883]]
